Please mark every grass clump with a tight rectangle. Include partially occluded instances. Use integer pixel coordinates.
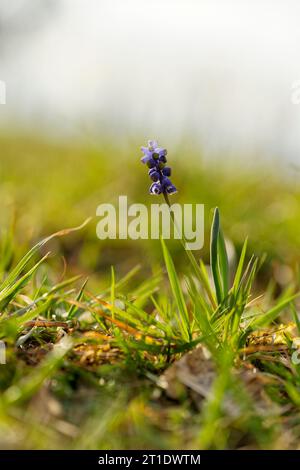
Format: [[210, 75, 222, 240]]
[[0, 200, 300, 450]]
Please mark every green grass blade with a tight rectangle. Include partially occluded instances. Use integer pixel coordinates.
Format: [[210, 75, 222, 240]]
[[0, 253, 50, 310], [161, 238, 190, 341], [68, 278, 89, 319], [253, 293, 299, 328], [291, 302, 300, 335], [218, 226, 229, 298], [232, 237, 248, 294], [110, 266, 116, 320], [0, 219, 91, 293]]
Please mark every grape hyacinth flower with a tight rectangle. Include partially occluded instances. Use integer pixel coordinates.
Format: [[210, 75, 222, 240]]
[[140, 140, 177, 196]]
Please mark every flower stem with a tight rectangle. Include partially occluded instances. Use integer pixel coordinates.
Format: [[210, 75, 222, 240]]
[[163, 192, 217, 309]]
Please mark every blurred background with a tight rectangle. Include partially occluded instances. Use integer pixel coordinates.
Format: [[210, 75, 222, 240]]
[[0, 0, 300, 284], [1, 0, 300, 158]]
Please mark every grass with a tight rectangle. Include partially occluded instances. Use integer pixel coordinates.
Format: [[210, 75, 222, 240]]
[[0, 134, 300, 449]]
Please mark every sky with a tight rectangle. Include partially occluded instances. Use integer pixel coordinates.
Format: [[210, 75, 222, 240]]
[[1, 0, 300, 163]]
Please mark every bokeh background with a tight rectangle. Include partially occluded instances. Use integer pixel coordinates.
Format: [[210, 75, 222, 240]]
[[0, 0, 300, 285]]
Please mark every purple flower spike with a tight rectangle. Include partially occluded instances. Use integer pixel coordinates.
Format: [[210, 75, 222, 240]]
[[140, 140, 177, 196], [141, 155, 150, 164], [161, 176, 171, 186], [158, 154, 167, 163], [154, 147, 167, 158], [149, 168, 160, 181], [166, 184, 177, 195], [140, 146, 152, 163], [150, 182, 162, 195], [147, 140, 158, 152], [161, 176, 177, 194], [146, 158, 156, 168]]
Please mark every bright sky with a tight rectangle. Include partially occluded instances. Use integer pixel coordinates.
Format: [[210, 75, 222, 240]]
[[1, 0, 300, 162]]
